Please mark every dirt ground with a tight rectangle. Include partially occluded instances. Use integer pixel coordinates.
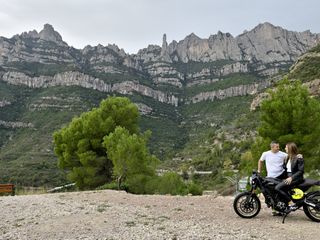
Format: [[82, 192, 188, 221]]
[[0, 190, 319, 240]]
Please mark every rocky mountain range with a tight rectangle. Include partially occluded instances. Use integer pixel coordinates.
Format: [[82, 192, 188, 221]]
[[0, 22, 319, 186], [1, 23, 319, 104]]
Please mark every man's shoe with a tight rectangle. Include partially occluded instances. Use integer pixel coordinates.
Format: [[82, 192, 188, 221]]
[[285, 204, 298, 213], [289, 204, 298, 211]]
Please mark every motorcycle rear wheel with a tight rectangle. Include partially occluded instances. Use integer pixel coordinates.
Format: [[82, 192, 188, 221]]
[[303, 193, 320, 222], [233, 192, 261, 218]]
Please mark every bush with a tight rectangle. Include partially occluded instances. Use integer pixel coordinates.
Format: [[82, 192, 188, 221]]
[[156, 172, 188, 195], [187, 182, 203, 195], [144, 176, 161, 194], [126, 172, 192, 195], [98, 172, 203, 196], [97, 181, 128, 191], [126, 174, 155, 194]]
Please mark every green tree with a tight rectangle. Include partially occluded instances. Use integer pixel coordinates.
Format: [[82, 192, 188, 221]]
[[239, 150, 255, 175], [103, 126, 159, 189], [256, 79, 320, 170], [53, 97, 139, 189]]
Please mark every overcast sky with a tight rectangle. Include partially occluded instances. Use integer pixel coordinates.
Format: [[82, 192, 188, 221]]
[[0, 0, 319, 54]]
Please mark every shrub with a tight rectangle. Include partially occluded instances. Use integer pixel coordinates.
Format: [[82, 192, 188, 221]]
[[97, 181, 130, 192], [126, 174, 154, 194], [187, 182, 203, 195], [156, 172, 188, 195]]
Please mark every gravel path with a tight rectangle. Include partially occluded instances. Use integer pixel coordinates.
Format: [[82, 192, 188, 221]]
[[0, 190, 319, 239]]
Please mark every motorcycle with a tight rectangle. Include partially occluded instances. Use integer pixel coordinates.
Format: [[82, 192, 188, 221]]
[[233, 171, 320, 223]]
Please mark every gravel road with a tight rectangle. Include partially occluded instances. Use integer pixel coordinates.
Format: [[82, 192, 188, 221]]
[[0, 190, 319, 239]]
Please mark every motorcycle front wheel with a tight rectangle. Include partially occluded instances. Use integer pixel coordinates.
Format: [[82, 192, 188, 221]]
[[303, 192, 320, 222], [233, 192, 261, 218]]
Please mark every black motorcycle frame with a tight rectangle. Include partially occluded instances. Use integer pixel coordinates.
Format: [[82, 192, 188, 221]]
[[233, 171, 320, 223]]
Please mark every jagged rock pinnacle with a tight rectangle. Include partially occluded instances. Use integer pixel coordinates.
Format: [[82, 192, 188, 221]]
[[162, 34, 168, 50], [161, 33, 172, 62], [39, 24, 63, 43]]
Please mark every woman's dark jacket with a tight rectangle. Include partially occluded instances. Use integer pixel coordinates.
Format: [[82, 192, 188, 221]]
[[283, 156, 304, 183]]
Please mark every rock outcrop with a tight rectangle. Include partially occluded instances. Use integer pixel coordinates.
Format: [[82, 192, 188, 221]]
[[164, 23, 320, 64], [168, 32, 242, 63], [190, 79, 273, 103], [38, 24, 65, 45], [144, 62, 184, 87], [28, 96, 84, 111], [250, 92, 270, 111], [0, 120, 34, 128], [2, 71, 179, 106], [304, 79, 320, 96], [0, 24, 77, 66], [0, 100, 11, 107], [135, 103, 153, 115], [160, 34, 172, 63]]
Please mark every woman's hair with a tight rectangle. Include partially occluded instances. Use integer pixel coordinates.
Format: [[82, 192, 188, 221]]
[[286, 142, 298, 158]]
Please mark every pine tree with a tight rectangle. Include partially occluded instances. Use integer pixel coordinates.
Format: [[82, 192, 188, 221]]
[[53, 97, 139, 189], [103, 127, 159, 190]]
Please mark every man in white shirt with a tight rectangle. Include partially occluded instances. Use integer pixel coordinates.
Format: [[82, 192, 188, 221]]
[[257, 141, 288, 216], [258, 141, 287, 179]]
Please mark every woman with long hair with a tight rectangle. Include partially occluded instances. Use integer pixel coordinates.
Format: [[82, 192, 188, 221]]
[[275, 142, 304, 210]]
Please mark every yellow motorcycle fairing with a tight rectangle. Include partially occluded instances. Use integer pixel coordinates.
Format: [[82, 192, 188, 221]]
[[291, 188, 304, 200]]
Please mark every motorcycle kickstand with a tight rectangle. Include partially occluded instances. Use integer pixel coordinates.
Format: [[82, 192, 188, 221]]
[[282, 213, 289, 224]]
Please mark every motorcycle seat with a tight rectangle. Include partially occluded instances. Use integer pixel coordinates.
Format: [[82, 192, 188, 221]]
[[295, 178, 320, 191]]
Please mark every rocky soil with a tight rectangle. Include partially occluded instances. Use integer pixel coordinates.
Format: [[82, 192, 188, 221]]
[[0, 190, 318, 240]]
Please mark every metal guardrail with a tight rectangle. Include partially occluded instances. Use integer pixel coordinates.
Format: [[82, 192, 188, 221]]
[[47, 183, 76, 193]]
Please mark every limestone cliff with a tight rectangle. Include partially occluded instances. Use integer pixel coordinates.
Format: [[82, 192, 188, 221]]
[[190, 79, 273, 103], [2, 71, 179, 106], [0, 120, 34, 128]]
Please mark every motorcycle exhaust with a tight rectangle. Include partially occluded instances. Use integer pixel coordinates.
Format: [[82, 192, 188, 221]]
[[304, 200, 316, 208], [304, 199, 320, 210]]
